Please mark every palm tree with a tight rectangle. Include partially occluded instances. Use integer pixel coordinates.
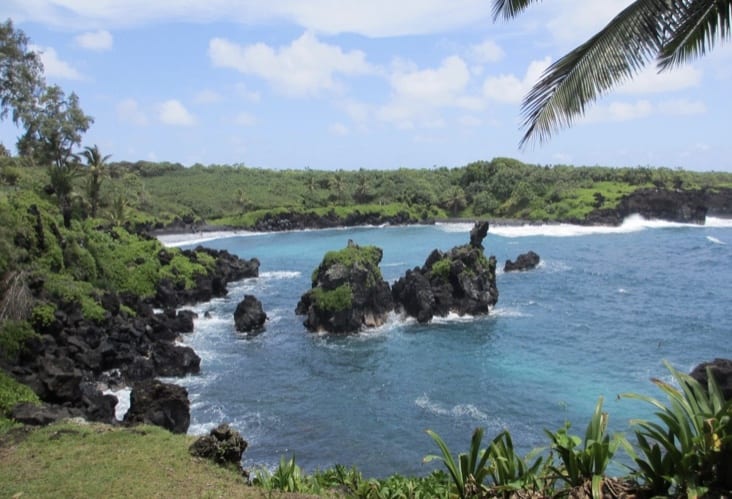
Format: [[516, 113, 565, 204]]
[[80, 144, 111, 218], [493, 0, 731, 146]]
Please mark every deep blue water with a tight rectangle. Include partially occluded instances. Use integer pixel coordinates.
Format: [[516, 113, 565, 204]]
[[161, 217, 732, 477]]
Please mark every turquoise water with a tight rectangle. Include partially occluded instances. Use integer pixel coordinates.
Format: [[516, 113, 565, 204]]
[[163, 217, 732, 477]]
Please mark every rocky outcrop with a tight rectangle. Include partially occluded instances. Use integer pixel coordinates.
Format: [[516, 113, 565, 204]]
[[234, 295, 267, 334], [504, 251, 541, 272], [123, 379, 190, 434], [583, 188, 715, 225], [6, 246, 255, 432], [252, 209, 427, 232], [155, 247, 259, 308], [392, 221, 498, 323], [296, 240, 394, 333], [189, 423, 248, 473], [690, 358, 732, 400], [11, 401, 84, 426]]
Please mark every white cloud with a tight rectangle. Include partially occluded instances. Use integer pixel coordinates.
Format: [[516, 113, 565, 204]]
[[194, 89, 223, 104], [483, 57, 551, 103], [458, 115, 482, 127], [74, 30, 113, 51], [7, 1, 494, 37], [470, 39, 504, 63], [158, 99, 195, 126], [235, 83, 261, 102], [116, 98, 148, 126], [208, 31, 376, 97], [233, 112, 256, 126], [329, 122, 349, 136], [617, 65, 702, 94], [378, 55, 488, 129], [31, 45, 82, 80], [582, 100, 653, 123], [545, 0, 634, 47], [657, 99, 706, 116]]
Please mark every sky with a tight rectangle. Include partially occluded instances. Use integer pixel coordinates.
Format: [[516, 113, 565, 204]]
[[1, 1, 731, 172]]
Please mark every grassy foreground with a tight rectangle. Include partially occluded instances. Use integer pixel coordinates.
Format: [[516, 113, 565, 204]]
[[0, 421, 315, 499]]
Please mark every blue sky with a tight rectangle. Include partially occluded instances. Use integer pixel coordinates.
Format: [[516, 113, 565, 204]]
[[2, 1, 731, 171]]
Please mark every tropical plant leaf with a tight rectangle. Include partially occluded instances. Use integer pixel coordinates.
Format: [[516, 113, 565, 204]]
[[659, 0, 732, 69], [519, 0, 672, 147]]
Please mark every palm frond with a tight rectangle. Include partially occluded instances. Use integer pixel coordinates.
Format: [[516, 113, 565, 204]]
[[519, 0, 672, 148], [492, 0, 543, 21], [659, 0, 732, 69]]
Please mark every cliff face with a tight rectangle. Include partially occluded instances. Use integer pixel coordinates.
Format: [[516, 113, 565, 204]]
[[583, 188, 732, 225]]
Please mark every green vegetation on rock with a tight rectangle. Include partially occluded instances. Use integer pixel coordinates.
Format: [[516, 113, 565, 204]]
[[310, 285, 353, 313]]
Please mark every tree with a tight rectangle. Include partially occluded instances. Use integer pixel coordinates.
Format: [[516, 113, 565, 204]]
[[18, 85, 93, 227], [493, 0, 732, 146], [0, 19, 45, 129], [80, 144, 111, 218]]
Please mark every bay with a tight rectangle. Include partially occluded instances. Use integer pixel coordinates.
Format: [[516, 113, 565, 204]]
[[162, 216, 732, 477]]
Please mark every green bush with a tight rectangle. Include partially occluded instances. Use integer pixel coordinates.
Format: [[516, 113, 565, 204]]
[[0, 369, 39, 425], [311, 285, 353, 313], [0, 320, 38, 360]]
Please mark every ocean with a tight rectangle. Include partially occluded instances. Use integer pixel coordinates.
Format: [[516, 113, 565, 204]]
[[157, 216, 732, 477]]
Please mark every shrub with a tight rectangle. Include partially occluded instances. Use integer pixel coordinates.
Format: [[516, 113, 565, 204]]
[[424, 427, 492, 498], [0, 320, 38, 360], [311, 285, 353, 313], [622, 361, 732, 498], [0, 369, 39, 427]]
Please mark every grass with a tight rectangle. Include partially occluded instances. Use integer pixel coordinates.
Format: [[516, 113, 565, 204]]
[[0, 421, 313, 498]]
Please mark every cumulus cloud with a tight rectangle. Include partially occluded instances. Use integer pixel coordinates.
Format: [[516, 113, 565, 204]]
[[657, 99, 706, 116], [545, 0, 634, 47], [582, 100, 653, 123], [158, 99, 195, 126], [117, 98, 148, 126], [470, 39, 504, 63], [74, 30, 113, 51], [483, 57, 551, 103], [209, 31, 376, 97], [194, 89, 223, 104], [617, 65, 702, 94], [31, 45, 82, 80], [329, 122, 349, 136]]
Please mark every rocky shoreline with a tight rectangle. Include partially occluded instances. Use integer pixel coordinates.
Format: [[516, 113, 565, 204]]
[[147, 187, 732, 237], [5, 244, 260, 434]]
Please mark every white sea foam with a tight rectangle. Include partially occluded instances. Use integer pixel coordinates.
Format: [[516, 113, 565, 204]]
[[103, 387, 131, 421], [157, 230, 258, 248], [705, 217, 732, 228], [706, 235, 726, 245], [491, 306, 528, 318], [415, 394, 498, 426], [260, 271, 301, 280]]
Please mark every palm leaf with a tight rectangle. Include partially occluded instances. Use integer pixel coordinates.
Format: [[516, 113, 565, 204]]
[[659, 0, 732, 69], [518, 0, 671, 147], [492, 0, 542, 21]]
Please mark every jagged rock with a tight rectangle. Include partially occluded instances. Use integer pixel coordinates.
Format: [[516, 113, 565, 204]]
[[690, 358, 732, 400], [35, 355, 83, 404], [393, 222, 498, 323], [234, 295, 267, 333], [11, 402, 83, 426], [296, 240, 394, 333], [79, 382, 118, 423], [504, 251, 541, 272], [123, 379, 190, 434], [189, 423, 248, 470], [470, 221, 490, 249], [584, 188, 714, 225], [151, 342, 201, 377]]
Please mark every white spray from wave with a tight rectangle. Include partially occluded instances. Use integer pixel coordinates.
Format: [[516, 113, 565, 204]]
[[158, 230, 259, 248], [707, 236, 726, 245]]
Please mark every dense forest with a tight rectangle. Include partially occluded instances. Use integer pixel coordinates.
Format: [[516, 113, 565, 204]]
[[4, 154, 732, 233]]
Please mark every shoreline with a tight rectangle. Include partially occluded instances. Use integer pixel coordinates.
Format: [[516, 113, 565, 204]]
[[154, 215, 732, 247]]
